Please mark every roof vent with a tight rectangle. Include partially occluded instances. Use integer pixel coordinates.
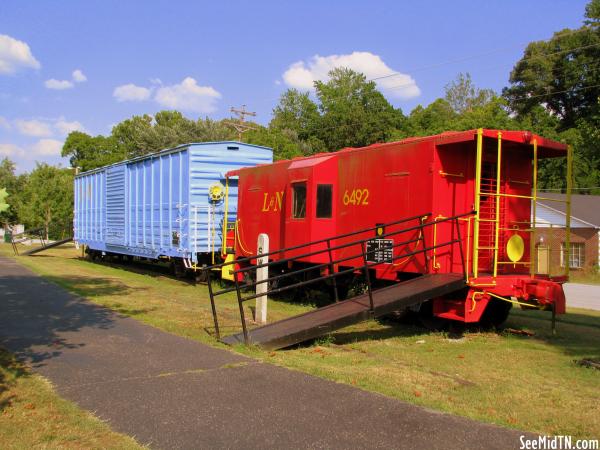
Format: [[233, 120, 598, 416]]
[[227, 145, 239, 150]]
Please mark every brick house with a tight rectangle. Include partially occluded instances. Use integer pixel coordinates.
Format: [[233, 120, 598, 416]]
[[534, 193, 600, 275]]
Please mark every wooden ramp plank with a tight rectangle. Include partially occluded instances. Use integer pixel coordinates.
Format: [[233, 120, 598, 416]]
[[221, 273, 465, 350]]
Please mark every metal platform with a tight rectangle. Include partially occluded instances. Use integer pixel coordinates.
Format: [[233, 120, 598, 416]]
[[221, 273, 465, 350], [19, 237, 73, 256]]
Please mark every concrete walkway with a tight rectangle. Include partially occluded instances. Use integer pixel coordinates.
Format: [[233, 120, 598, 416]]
[[564, 283, 600, 311], [0, 256, 530, 449]]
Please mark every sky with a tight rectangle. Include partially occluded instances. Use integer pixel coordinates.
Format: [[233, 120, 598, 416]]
[[0, 0, 590, 173]]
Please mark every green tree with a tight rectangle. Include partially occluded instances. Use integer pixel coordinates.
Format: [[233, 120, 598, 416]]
[[62, 132, 125, 172], [0, 158, 26, 227], [445, 73, 495, 114], [503, 8, 600, 128], [111, 111, 235, 157], [504, 0, 600, 191], [270, 89, 322, 143], [403, 99, 457, 136], [314, 67, 405, 151], [20, 164, 74, 239], [452, 96, 516, 131], [246, 125, 313, 160]]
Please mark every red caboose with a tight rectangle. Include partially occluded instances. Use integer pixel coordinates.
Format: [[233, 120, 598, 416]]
[[222, 129, 571, 327]]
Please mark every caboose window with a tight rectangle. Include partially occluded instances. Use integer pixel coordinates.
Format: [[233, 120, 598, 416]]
[[292, 183, 306, 219], [316, 184, 332, 218]]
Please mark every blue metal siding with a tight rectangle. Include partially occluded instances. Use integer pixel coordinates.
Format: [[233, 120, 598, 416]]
[[74, 142, 272, 260], [74, 169, 106, 243], [106, 165, 126, 245], [187, 143, 272, 255]]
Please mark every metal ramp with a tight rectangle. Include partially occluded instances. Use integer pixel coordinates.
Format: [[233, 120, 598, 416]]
[[222, 273, 465, 349], [19, 237, 73, 256], [205, 211, 473, 349], [11, 227, 73, 256]]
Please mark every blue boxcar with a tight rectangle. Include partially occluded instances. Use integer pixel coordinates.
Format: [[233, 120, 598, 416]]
[[74, 142, 273, 263]]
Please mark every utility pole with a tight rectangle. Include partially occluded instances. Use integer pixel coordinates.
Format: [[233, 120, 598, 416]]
[[227, 105, 256, 142]]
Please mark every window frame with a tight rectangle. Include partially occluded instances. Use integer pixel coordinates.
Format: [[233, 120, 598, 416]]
[[315, 184, 333, 219], [291, 182, 307, 219], [561, 242, 585, 269]]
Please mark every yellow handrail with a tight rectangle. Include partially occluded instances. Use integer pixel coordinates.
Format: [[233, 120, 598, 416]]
[[565, 145, 573, 277], [221, 177, 230, 256], [473, 128, 483, 278], [493, 132, 502, 278], [530, 139, 538, 276], [462, 216, 472, 283], [432, 215, 446, 270]]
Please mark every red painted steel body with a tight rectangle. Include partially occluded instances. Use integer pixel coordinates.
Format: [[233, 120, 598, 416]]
[[227, 130, 568, 323]]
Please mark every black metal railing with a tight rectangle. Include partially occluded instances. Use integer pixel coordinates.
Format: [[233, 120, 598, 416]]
[[10, 228, 46, 255], [10, 225, 72, 256], [204, 211, 473, 344]]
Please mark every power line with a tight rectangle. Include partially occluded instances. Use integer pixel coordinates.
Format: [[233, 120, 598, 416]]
[[370, 26, 600, 83], [258, 79, 600, 138], [509, 82, 600, 102]]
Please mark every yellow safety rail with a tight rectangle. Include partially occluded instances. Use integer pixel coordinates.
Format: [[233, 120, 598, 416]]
[[530, 139, 538, 276], [565, 145, 573, 277], [221, 177, 230, 256], [493, 132, 502, 278], [472, 129, 484, 277], [471, 130, 573, 281]]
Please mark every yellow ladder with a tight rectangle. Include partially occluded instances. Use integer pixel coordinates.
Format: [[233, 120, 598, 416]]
[[471, 129, 573, 280]]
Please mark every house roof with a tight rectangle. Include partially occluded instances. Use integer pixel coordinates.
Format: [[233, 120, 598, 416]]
[[537, 192, 600, 227]]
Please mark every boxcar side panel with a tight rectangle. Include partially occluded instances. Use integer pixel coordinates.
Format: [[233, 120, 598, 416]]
[[106, 165, 126, 246], [74, 168, 106, 248], [124, 149, 189, 259]]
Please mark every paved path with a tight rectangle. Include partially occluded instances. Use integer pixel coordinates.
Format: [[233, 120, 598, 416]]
[[564, 283, 600, 311], [0, 256, 530, 449]]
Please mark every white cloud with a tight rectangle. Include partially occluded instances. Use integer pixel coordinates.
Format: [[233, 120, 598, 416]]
[[0, 34, 40, 75], [72, 69, 87, 82], [154, 77, 221, 113], [14, 119, 53, 137], [282, 51, 420, 99], [113, 77, 222, 113], [55, 118, 85, 135], [45, 69, 86, 90], [45, 78, 74, 90], [31, 138, 63, 156], [0, 143, 25, 158], [113, 83, 151, 102]]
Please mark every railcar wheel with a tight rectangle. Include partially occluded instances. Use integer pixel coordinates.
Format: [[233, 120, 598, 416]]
[[171, 260, 187, 279], [479, 298, 512, 329], [417, 300, 447, 331], [194, 267, 208, 283], [327, 283, 350, 302]]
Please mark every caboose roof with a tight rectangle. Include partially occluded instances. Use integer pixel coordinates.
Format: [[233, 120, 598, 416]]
[[226, 129, 568, 177]]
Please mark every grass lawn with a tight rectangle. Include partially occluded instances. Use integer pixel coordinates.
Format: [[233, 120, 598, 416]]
[[569, 270, 600, 286], [0, 347, 143, 449], [1, 243, 599, 440]]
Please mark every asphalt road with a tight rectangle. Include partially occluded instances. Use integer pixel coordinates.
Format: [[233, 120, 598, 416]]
[[564, 283, 600, 311], [0, 256, 531, 449]]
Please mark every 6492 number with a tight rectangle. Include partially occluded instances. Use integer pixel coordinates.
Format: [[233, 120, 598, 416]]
[[343, 189, 369, 206]]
